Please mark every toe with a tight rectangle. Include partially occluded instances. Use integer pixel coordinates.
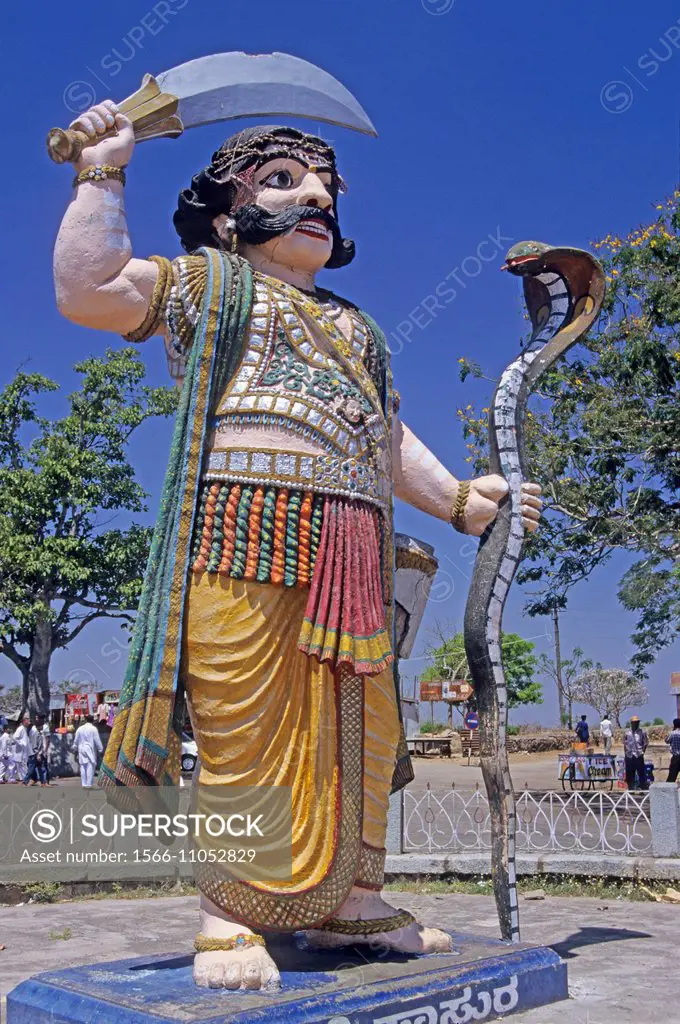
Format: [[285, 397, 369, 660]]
[[193, 962, 210, 989], [261, 962, 282, 990], [223, 961, 242, 990], [424, 927, 453, 953], [242, 959, 262, 990], [207, 963, 224, 989]]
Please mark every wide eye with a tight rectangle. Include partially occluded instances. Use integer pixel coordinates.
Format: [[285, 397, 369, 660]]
[[262, 168, 295, 189]]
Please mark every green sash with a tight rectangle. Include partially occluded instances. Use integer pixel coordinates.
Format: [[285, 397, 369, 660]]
[[101, 250, 253, 791]]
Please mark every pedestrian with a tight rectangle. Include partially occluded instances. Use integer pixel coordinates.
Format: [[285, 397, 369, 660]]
[[73, 715, 103, 788], [0, 725, 12, 783], [36, 716, 51, 786], [575, 714, 590, 745], [600, 713, 613, 756], [12, 715, 31, 781], [624, 716, 649, 791], [666, 718, 680, 783], [14, 715, 42, 785]]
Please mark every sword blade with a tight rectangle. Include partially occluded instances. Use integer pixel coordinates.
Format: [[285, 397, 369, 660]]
[[156, 51, 377, 137]]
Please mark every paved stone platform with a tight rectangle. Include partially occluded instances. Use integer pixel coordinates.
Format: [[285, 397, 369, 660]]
[[6, 932, 566, 1023]]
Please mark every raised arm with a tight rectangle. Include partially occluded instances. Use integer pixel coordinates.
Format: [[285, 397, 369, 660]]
[[392, 418, 542, 536], [53, 101, 159, 336]]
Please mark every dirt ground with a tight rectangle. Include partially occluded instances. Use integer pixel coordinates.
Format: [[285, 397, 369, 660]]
[[34, 743, 674, 793], [407, 745, 673, 792]]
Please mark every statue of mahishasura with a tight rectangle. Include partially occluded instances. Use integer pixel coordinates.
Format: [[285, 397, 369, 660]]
[[51, 53, 543, 991]]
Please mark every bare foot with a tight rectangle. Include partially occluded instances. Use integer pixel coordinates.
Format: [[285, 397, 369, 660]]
[[305, 886, 453, 954], [193, 894, 281, 991]]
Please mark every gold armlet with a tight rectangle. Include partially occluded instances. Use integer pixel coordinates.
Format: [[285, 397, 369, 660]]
[[123, 256, 172, 343], [450, 480, 471, 533], [194, 932, 266, 953], [73, 164, 126, 188]]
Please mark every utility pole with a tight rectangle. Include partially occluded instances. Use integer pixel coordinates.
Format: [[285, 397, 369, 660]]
[[552, 603, 567, 728]]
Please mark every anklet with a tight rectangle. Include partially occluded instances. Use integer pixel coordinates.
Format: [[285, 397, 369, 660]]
[[318, 910, 415, 935], [194, 932, 266, 953]]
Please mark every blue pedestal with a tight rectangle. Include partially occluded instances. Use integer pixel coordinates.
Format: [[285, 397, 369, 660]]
[[7, 933, 567, 1023]]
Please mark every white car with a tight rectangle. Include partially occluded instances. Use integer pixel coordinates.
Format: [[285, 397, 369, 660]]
[[181, 732, 198, 774]]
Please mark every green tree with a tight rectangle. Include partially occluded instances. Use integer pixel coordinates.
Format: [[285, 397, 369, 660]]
[[458, 191, 680, 673], [0, 349, 177, 717], [422, 630, 543, 708], [537, 646, 590, 730]]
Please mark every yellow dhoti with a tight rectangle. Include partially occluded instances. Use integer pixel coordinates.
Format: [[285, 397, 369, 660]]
[[182, 572, 400, 930]]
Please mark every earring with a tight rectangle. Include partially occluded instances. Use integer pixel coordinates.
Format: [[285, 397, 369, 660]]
[[231, 231, 238, 254]]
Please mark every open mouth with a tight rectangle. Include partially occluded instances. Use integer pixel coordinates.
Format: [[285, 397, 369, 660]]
[[502, 254, 541, 272], [294, 218, 331, 242]]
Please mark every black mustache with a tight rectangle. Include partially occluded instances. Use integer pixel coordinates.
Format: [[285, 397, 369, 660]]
[[232, 204, 355, 270]]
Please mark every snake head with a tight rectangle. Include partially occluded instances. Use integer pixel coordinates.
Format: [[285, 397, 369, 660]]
[[502, 241, 552, 275]]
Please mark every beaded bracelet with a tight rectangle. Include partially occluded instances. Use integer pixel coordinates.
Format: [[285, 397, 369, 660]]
[[450, 480, 471, 533], [73, 164, 126, 188]]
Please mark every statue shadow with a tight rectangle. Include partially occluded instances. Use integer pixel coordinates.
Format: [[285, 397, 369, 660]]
[[551, 925, 651, 960]]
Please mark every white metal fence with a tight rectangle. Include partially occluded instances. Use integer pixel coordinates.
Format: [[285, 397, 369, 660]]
[[403, 784, 652, 856]]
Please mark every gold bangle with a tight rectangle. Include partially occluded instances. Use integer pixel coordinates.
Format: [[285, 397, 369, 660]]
[[451, 480, 471, 533], [194, 932, 266, 953], [73, 164, 126, 188], [123, 256, 172, 343]]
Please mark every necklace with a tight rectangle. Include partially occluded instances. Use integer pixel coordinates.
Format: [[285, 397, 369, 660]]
[[258, 274, 383, 418]]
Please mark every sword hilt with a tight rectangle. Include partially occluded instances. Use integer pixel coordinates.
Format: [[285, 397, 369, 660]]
[[47, 127, 92, 165], [46, 74, 182, 165]]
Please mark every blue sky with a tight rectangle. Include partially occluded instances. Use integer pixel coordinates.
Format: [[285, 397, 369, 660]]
[[2, 0, 680, 723]]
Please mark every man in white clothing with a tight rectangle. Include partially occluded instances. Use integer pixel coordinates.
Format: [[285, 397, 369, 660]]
[[600, 713, 613, 756], [73, 715, 103, 787], [0, 726, 14, 783], [14, 715, 41, 784]]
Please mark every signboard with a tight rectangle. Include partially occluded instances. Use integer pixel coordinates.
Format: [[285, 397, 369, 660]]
[[65, 693, 89, 715], [671, 673, 680, 694], [102, 691, 121, 704], [420, 680, 443, 702], [557, 753, 622, 782], [464, 711, 479, 731], [442, 680, 474, 703], [65, 693, 98, 716]]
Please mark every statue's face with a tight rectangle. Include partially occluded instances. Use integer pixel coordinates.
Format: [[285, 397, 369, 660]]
[[216, 154, 336, 273]]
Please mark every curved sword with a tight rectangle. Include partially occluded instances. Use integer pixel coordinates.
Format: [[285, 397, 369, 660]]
[[47, 51, 377, 164]]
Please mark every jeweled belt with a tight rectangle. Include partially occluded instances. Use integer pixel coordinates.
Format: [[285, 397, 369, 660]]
[[204, 447, 388, 509]]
